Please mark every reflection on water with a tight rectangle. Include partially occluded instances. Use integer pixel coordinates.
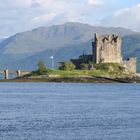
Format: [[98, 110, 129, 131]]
[[0, 83, 140, 140]]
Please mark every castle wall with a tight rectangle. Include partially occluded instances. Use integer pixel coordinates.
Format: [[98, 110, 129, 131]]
[[71, 54, 93, 69], [92, 33, 122, 64], [123, 58, 137, 73]]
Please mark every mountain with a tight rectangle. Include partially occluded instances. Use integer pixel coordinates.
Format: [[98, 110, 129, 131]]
[[0, 38, 7, 43], [0, 22, 139, 71]]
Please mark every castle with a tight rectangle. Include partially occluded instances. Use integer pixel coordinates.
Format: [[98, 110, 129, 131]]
[[92, 33, 122, 64], [71, 33, 137, 73]]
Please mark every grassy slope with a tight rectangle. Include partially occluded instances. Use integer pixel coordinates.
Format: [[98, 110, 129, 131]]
[[28, 64, 132, 79]]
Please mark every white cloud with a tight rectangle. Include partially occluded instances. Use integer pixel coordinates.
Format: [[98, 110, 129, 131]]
[[0, 0, 32, 9], [31, 13, 56, 26], [101, 4, 140, 31], [0, 0, 93, 37], [1, 0, 139, 37], [88, 0, 102, 5]]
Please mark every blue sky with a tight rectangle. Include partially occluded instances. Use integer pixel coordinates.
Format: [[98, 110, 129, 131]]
[[0, 0, 140, 37]]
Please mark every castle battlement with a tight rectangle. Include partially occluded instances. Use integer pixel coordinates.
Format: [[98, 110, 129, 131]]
[[95, 33, 121, 44], [93, 33, 122, 64]]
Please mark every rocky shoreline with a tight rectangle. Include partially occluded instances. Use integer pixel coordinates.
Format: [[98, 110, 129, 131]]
[[1, 76, 140, 83]]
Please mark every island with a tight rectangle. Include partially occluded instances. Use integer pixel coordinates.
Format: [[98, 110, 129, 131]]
[[1, 33, 140, 83]]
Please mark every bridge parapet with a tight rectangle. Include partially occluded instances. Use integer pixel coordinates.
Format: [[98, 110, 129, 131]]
[[0, 70, 31, 79]]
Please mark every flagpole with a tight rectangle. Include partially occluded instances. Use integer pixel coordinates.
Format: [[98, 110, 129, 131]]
[[50, 56, 54, 69], [52, 57, 54, 69]]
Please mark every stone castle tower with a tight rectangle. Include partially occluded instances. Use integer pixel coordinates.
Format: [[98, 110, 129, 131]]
[[71, 33, 137, 73], [91, 33, 137, 73], [92, 33, 122, 64]]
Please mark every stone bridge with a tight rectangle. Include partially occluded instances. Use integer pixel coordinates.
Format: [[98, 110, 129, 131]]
[[0, 70, 31, 79]]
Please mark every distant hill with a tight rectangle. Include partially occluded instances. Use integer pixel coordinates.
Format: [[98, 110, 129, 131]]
[[0, 38, 6, 43], [0, 22, 139, 71]]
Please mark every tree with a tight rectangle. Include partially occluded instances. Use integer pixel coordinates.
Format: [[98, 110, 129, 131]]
[[59, 61, 75, 71], [38, 61, 47, 74]]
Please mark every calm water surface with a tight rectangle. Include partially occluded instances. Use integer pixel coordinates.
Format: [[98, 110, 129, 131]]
[[0, 83, 140, 140]]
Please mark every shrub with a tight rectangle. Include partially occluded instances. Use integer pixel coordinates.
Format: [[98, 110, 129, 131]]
[[80, 63, 89, 70], [118, 65, 125, 71], [59, 61, 75, 71], [94, 63, 110, 71], [38, 61, 47, 74]]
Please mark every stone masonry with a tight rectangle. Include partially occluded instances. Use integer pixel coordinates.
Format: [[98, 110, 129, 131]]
[[123, 58, 137, 74], [92, 33, 137, 73], [92, 33, 122, 64]]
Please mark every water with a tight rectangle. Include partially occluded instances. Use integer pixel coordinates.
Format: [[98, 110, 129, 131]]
[[0, 73, 17, 80], [0, 83, 140, 140]]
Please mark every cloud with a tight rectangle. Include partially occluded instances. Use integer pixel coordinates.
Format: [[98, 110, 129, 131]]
[[101, 3, 140, 31], [31, 13, 56, 26], [31, 0, 41, 8], [0, 0, 95, 37], [0, 0, 32, 10], [0, 0, 139, 37], [88, 0, 102, 5]]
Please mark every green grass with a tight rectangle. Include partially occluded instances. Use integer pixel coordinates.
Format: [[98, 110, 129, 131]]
[[45, 69, 110, 77], [25, 63, 133, 78], [27, 69, 129, 78]]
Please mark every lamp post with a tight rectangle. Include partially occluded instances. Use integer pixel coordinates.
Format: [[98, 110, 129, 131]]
[[49, 56, 54, 69]]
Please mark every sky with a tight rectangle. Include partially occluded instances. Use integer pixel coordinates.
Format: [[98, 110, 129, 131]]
[[0, 0, 140, 38]]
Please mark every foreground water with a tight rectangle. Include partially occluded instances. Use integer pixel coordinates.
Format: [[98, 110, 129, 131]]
[[0, 83, 140, 140]]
